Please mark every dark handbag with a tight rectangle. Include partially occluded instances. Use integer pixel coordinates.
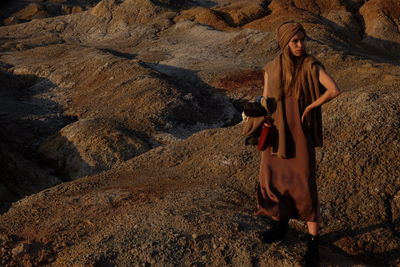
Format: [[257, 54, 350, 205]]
[[257, 123, 276, 151], [243, 101, 269, 117]]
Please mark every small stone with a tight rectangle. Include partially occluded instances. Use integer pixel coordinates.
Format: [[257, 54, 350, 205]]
[[192, 233, 198, 240], [71, 6, 83, 14], [0, 233, 10, 242], [11, 243, 28, 256], [355, 165, 363, 176], [55, 23, 65, 32], [16, 43, 25, 51]]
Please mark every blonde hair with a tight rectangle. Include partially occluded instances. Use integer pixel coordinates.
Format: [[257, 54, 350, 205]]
[[281, 39, 306, 99]]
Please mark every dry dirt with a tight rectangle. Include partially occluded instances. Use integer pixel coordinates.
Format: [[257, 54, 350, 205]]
[[0, 0, 399, 266]]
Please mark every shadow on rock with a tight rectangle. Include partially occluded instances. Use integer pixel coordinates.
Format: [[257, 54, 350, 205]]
[[98, 48, 137, 60], [322, 221, 400, 265], [0, 0, 102, 26], [143, 62, 241, 134], [0, 66, 76, 214], [318, 15, 400, 64]]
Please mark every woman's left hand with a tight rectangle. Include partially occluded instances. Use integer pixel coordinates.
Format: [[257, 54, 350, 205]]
[[301, 105, 313, 123]]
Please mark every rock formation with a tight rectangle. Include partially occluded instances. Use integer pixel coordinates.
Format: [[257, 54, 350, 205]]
[[0, 0, 399, 266]]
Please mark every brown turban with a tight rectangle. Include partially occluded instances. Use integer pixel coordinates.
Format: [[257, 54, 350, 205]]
[[277, 22, 305, 49]]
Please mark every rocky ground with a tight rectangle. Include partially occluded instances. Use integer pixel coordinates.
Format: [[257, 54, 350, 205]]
[[0, 0, 399, 266]]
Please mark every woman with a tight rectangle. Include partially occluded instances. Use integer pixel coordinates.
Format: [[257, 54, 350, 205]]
[[255, 22, 340, 266]]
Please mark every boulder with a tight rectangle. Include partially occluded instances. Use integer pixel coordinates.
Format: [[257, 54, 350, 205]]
[[3, 3, 50, 25], [39, 118, 150, 180], [214, 0, 268, 27], [90, 0, 171, 25], [62, 5, 85, 14], [173, 7, 232, 31], [359, 0, 400, 55], [244, 0, 323, 33]]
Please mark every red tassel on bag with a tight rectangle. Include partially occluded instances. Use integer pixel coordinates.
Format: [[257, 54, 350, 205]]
[[257, 123, 276, 151]]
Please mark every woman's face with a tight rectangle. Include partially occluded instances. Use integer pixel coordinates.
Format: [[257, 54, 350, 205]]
[[288, 31, 306, 57]]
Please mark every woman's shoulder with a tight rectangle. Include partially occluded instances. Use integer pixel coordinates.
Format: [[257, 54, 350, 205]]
[[262, 55, 281, 72]]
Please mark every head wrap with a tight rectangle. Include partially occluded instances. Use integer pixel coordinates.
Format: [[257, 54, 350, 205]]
[[277, 22, 305, 49]]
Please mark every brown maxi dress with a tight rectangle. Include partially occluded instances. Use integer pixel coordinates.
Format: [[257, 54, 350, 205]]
[[255, 95, 319, 222]]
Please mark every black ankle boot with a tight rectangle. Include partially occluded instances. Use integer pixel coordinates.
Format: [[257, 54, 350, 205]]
[[302, 233, 320, 267], [259, 219, 289, 243]]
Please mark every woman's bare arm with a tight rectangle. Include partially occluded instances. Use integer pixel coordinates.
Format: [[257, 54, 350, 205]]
[[301, 65, 341, 122], [310, 65, 341, 108], [263, 71, 269, 98], [262, 71, 271, 126]]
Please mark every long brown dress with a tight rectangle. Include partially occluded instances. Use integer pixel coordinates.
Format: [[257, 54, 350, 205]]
[[255, 96, 319, 222]]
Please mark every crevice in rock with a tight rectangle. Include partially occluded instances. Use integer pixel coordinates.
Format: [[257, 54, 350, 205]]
[[384, 192, 400, 238], [0, 68, 78, 212], [347, 0, 367, 40], [98, 48, 137, 59]]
